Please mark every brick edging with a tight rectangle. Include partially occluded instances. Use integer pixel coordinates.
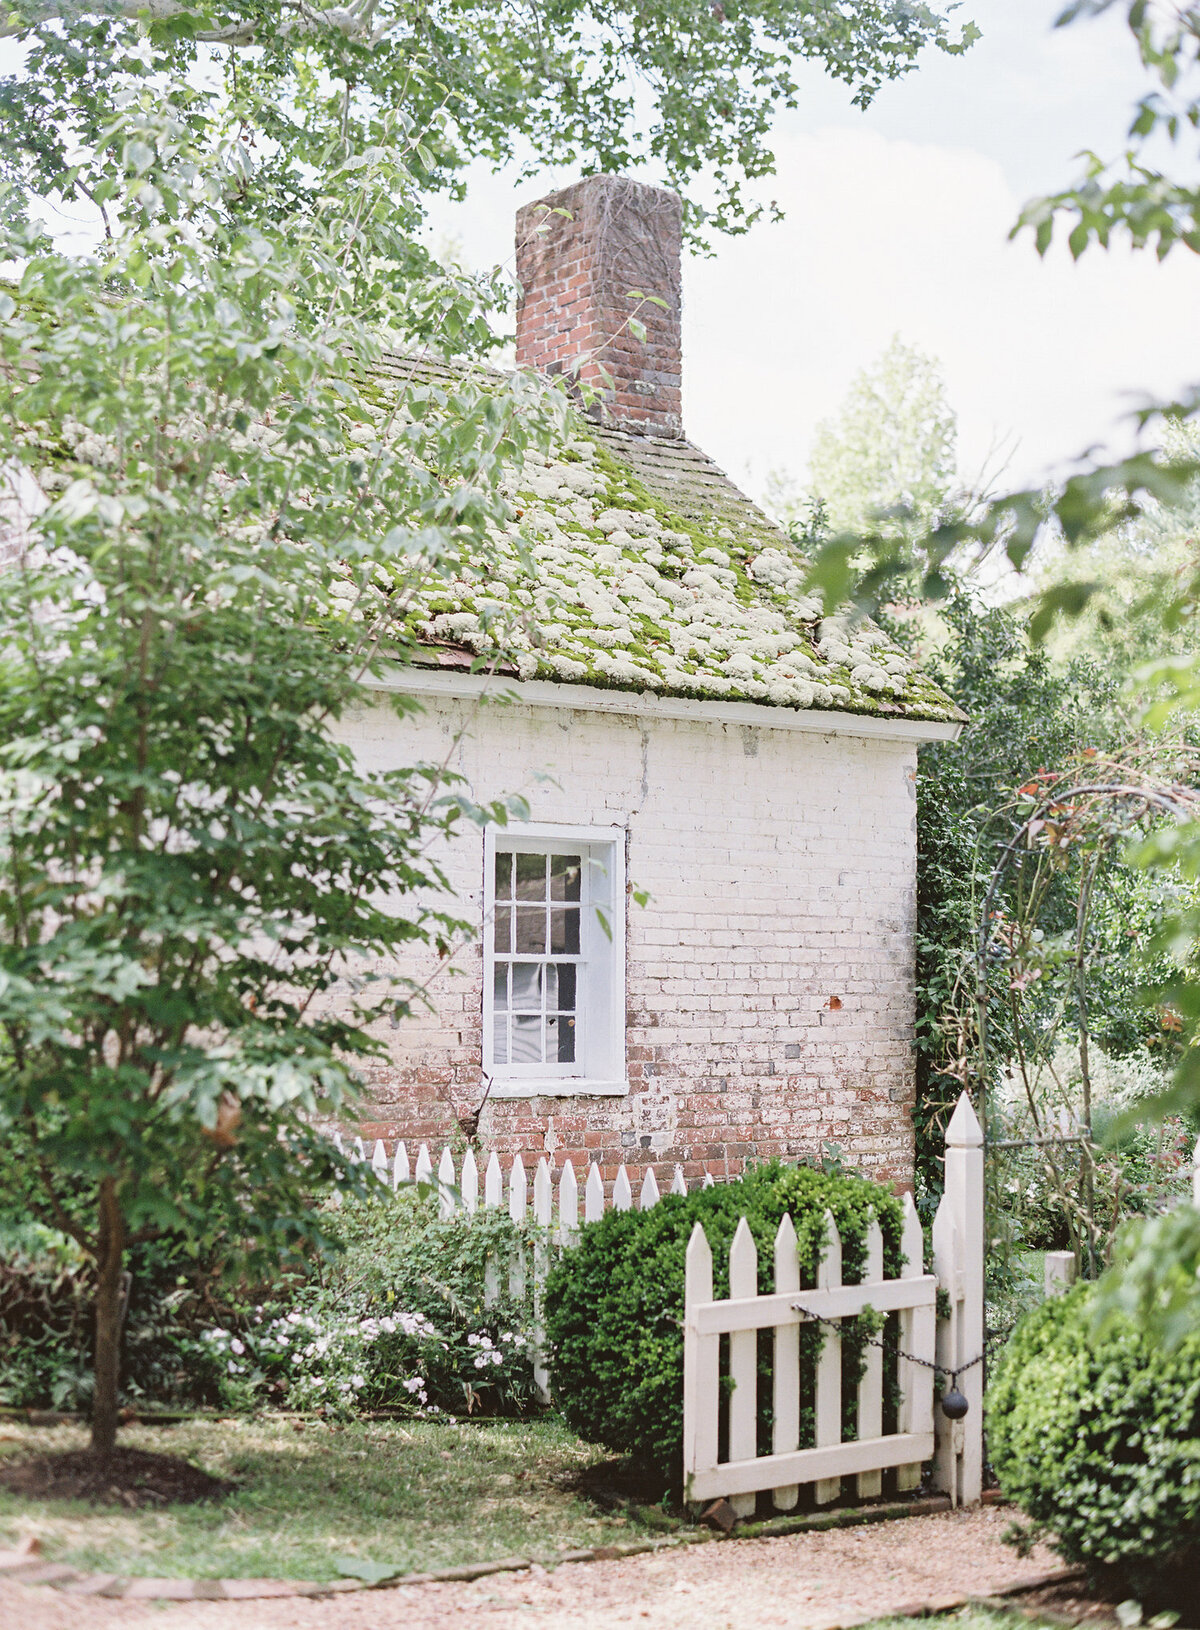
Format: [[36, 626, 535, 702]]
[[0, 1496, 1070, 1606]]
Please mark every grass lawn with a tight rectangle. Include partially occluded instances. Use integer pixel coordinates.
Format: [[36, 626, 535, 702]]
[[874, 1617, 1054, 1630], [0, 1416, 655, 1581]]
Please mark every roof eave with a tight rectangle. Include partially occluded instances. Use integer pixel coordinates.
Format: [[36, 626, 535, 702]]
[[371, 663, 965, 743]]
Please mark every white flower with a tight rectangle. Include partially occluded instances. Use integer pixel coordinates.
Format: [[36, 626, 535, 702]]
[[229, 1338, 245, 1356]]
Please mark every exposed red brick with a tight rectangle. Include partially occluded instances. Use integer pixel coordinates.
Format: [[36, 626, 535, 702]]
[[515, 174, 683, 439]]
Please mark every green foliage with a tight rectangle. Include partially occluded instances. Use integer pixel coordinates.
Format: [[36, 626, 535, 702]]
[[911, 595, 1119, 1196], [0, 69, 571, 1445], [1097, 1202, 1200, 1351], [1019, 3, 1200, 264], [544, 1160, 902, 1495], [0, 1220, 93, 1409], [244, 1186, 543, 1419], [0, 1216, 229, 1412], [988, 1282, 1200, 1601], [0, 2, 976, 244], [807, 336, 958, 536], [1001, 1105, 1193, 1253]]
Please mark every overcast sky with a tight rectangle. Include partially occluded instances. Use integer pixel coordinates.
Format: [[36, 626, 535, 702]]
[[425, 0, 1199, 502]]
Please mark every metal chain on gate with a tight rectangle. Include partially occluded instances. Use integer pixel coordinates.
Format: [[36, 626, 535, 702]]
[[789, 1301, 1015, 1420]]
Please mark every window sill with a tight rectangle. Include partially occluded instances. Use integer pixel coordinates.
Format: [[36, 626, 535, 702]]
[[487, 1077, 630, 1100]]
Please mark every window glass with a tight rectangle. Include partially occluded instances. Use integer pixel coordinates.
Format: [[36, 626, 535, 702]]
[[490, 847, 586, 1070], [550, 854, 582, 901]]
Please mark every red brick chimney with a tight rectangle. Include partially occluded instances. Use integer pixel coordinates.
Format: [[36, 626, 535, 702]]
[[515, 174, 682, 440]]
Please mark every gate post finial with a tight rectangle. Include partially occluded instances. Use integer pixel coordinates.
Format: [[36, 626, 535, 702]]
[[945, 1091, 983, 1148]]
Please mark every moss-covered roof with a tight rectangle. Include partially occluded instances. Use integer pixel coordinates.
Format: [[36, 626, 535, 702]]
[[360, 352, 965, 724]]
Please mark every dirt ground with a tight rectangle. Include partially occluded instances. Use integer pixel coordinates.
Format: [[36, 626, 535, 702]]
[[1, 1506, 1067, 1630]]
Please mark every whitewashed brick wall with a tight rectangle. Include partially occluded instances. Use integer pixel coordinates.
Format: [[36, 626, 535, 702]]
[[333, 686, 920, 1190]]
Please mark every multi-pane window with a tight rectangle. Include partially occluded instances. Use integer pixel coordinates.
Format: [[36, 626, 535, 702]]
[[483, 825, 626, 1096], [491, 850, 582, 1067]]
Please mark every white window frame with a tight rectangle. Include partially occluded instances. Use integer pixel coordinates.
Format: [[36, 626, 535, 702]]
[[482, 822, 627, 1099]]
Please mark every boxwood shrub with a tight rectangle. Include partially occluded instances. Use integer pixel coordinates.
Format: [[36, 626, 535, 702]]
[[988, 1283, 1200, 1602], [543, 1161, 904, 1495]]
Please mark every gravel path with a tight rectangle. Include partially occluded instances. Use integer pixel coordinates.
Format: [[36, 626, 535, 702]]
[[2, 1507, 1065, 1629]]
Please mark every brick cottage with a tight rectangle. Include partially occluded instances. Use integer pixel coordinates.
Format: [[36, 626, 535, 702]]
[[335, 174, 963, 1192]]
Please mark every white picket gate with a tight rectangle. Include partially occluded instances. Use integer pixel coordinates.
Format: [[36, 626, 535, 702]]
[[682, 1091, 985, 1511]]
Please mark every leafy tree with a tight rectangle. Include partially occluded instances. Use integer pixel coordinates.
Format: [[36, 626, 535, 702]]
[[0, 1, 978, 241], [808, 335, 958, 534], [0, 78, 562, 1457], [787, 348, 1187, 1208], [804, 5, 1200, 630], [765, 336, 958, 543]]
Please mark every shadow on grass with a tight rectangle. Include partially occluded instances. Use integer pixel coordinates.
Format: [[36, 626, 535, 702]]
[[0, 1415, 645, 1580]]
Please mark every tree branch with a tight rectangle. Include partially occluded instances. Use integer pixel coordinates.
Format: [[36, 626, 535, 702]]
[[1, 0, 399, 45]]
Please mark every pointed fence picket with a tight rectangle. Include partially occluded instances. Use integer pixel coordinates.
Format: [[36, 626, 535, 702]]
[[727, 1219, 758, 1519], [558, 1161, 578, 1245], [812, 1209, 842, 1507], [896, 1195, 933, 1493], [771, 1213, 801, 1512], [856, 1217, 885, 1501]]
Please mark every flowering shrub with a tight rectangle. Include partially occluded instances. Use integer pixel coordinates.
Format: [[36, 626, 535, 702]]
[[205, 1185, 542, 1419]]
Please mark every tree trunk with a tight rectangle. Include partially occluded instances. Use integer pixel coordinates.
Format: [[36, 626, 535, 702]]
[[92, 1177, 125, 1459]]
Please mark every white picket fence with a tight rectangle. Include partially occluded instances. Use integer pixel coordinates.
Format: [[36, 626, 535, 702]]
[[331, 1135, 712, 1401], [331, 1130, 705, 1231], [334, 1091, 986, 1508], [683, 1091, 984, 1512]]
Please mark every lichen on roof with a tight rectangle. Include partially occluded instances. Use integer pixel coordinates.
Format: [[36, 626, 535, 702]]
[[356, 353, 964, 723]]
